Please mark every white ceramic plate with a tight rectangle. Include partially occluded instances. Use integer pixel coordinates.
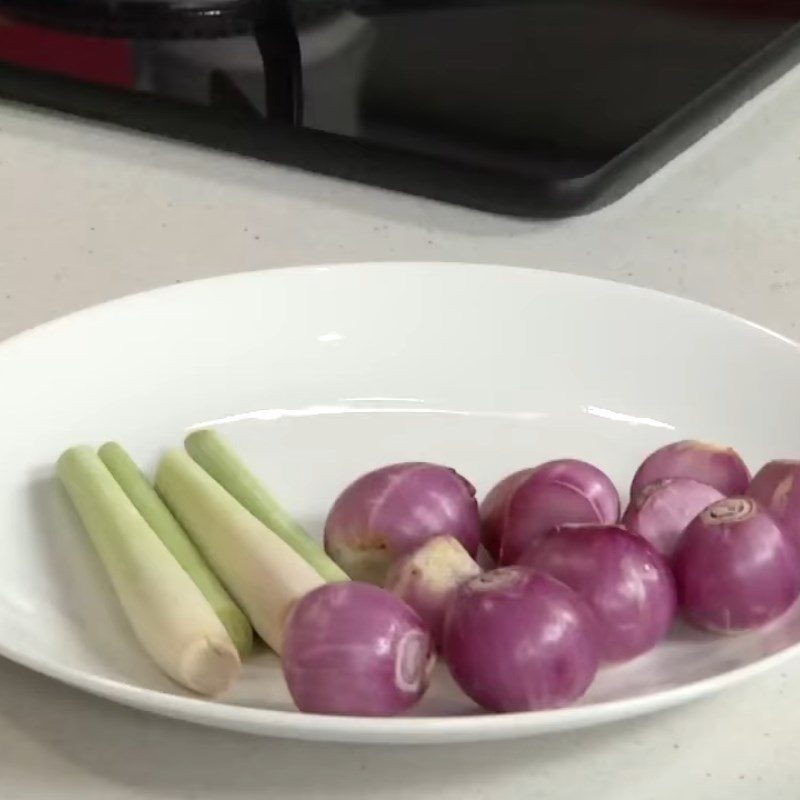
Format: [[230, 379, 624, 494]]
[[3, 262, 800, 744]]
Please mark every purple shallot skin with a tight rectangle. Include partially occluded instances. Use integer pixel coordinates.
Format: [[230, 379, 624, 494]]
[[480, 469, 535, 562], [749, 459, 800, 553], [521, 524, 676, 662], [630, 440, 750, 500], [443, 567, 599, 712], [324, 462, 480, 584], [480, 460, 620, 566], [621, 478, 724, 556], [672, 497, 800, 633], [283, 582, 436, 716]]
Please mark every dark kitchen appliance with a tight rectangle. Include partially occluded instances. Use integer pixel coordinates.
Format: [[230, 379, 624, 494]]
[[1, 1, 799, 217]]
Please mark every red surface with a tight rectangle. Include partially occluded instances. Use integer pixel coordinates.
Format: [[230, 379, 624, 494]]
[[0, 23, 134, 87]]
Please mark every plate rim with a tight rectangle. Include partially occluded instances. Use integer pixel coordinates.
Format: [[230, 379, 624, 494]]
[[2, 261, 797, 358], [3, 622, 800, 743]]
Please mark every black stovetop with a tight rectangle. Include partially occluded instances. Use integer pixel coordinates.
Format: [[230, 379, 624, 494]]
[[1, 1, 799, 217]]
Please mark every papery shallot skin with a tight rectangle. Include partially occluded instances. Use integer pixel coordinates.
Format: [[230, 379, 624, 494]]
[[672, 497, 800, 633], [749, 460, 800, 553], [622, 478, 724, 556], [520, 524, 676, 662], [324, 462, 480, 584], [283, 582, 436, 716], [480, 460, 620, 566], [630, 440, 750, 500], [442, 567, 599, 712], [384, 535, 481, 650]]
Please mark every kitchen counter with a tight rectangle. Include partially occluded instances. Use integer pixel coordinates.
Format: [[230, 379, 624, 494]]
[[2, 60, 800, 800]]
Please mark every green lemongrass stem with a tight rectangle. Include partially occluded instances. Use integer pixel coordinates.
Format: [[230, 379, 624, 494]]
[[98, 442, 253, 657], [185, 429, 348, 583], [156, 449, 325, 653], [57, 447, 240, 695]]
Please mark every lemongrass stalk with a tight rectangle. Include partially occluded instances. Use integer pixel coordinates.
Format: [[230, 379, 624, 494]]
[[184, 429, 348, 582], [57, 447, 240, 695], [98, 442, 253, 657], [156, 449, 325, 653]]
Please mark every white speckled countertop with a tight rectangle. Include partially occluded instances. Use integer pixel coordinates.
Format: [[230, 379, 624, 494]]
[[2, 60, 800, 800]]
